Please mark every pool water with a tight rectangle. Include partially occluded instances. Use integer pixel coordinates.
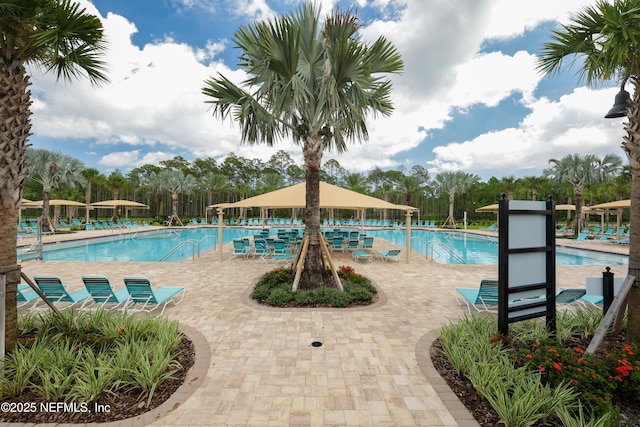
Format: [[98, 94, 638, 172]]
[[19, 227, 629, 266], [365, 229, 628, 266]]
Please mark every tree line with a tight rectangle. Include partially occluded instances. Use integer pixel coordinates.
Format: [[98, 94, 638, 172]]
[[22, 148, 630, 229]]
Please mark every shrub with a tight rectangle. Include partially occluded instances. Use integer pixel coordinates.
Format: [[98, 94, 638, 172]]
[[252, 266, 376, 307]]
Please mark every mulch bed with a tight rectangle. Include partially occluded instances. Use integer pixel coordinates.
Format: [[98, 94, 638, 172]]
[[0, 336, 195, 423], [430, 336, 640, 426]]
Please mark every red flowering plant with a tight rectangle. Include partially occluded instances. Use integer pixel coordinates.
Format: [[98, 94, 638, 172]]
[[338, 265, 355, 278], [521, 339, 640, 416]]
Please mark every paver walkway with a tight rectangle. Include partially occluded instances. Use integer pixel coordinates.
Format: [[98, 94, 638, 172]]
[[16, 227, 626, 426]]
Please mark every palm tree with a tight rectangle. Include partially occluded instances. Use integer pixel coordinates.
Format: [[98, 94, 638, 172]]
[[518, 175, 549, 201], [538, 0, 640, 344], [26, 149, 85, 231], [434, 171, 480, 228], [544, 154, 622, 235], [0, 0, 107, 350], [343, 172, 369, 194], [105, 172, 129, 221], [398, 175, 424, 207], [157, 170, 197, 226], [203, 173, 231, 207], [81, 168, 104, 223], [202, 3, 402, 288]]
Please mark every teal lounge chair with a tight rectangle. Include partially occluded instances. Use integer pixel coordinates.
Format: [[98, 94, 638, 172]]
[[17, 284, 39, 308], [232, 239, 253, 258], [376, 249, 401, 262], [352, 251, 372, 263], [555, 288, 586, 306], [82, 276, 130, 310], [361, 236, 375, 252], [123, 277, 185, 316], [253, 239, 269, 257], [455, 280, 499, 314], [33, 276, 90, 309]]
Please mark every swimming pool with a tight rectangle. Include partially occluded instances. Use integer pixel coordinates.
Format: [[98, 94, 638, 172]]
[[19, 227, 629, 265], [365, 229, 628, 266]]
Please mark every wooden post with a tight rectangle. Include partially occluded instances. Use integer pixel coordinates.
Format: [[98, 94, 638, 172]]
[[319, 233, 343, 291], [292, 236, 309, 291], [586, 274, 636, 354]]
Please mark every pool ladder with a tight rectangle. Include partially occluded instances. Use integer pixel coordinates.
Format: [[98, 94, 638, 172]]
[[412, 237, 466, 264], [158, 235, 218, 261]]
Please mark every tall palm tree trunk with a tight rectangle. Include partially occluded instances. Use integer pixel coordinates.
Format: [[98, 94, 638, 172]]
[[300, 139, 323, 289], [0, 63, 31, 351], [623, 79, 640, 343], [448, 193, 455, 228], [574, 185, 584, 236]]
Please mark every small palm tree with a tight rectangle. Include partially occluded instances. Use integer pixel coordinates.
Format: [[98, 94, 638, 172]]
[[106, 172, 129, 221], [544, 153, 622, 235], [0, 0, 107, 349], [81, 168, 104, 223], [202, 2, 402, 288], [157, 170, 197, 226], [26, 149, 85, 231], [434, 171, 480, 228]]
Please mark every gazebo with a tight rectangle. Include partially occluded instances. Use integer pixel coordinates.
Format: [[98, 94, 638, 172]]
[[208, 181, 418, 264]]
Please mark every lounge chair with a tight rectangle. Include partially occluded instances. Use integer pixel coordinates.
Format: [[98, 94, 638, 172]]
[[330, 238, 345, 253], [574, 230, 590, 242], [81, 276, 130, 310], [123, 277, 185, 316], [455, 279, 499, 314], [253, 239, 269, 257], [346, 239, 360, 252], [376, 249, 401, 262], [352, 251, 372, 263], [555, 288, 586, 306], [231, 239, 253, 258], [360, 236, 374, 252], [17, 284, 39, 308], [260, 252, 297, 265], [33, 276, 90, 309]]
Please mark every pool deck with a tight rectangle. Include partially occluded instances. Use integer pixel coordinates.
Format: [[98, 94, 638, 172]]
[[15, 227, 629, 427]]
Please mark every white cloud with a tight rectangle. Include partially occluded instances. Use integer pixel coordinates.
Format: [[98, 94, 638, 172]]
[[427, 86, 627, 179], [28, 0, 621, 179]]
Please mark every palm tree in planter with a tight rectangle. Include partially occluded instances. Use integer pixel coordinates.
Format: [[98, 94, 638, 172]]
[[0, 0, 107, 350], [26, 149, 85, 231], [538, 0, 640, 344], [434, 171, 480, 228], [544, 153, 622, 236], [157, 169, 197, 226], [202, 2, 403, 289]]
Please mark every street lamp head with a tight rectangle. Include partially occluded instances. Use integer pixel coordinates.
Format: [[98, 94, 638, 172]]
[[604, 88, 631, 118]]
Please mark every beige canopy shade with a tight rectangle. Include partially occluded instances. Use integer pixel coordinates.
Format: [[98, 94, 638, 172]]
[[91, 200, 149, 208], [590, 200, 631, 209], [209, 181, 415, 211], [556, 204, 576, 211], [20, 199, 88, 208], [210, 181, 417, 264], [476, 203, 499, 212]]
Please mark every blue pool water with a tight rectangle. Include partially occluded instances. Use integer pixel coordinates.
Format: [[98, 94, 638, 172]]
[[365, 229, 628, 266], [19, 227, 629, 265]]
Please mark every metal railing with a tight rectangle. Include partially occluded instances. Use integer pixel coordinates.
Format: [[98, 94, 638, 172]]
[[157, 235, 217, 262], [414, 237, 466, 264], [158, 239, 198, 262]]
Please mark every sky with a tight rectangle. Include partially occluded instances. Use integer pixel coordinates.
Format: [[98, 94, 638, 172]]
[[27, 0, 630, 181]]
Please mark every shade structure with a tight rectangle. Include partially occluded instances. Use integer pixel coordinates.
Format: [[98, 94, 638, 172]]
[[590, 200, 631, 210], [209, 181, 415, 211], [20, 199, 87, 208], [475, 203, 499, 212], [556, 204, 576, 211], [91, 200, 149, 208]]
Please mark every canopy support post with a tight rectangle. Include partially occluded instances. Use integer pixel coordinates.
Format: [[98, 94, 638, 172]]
[[406, 210, 412, 264], [217, 208, 224, 262]]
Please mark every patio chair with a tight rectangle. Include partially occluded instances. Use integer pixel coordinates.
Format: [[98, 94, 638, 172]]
[[17, 284, 39, 308], [330, 238, 345, 253], [231, 239, 253, 258], [123, 277, 185, 316], [33, 276, 90, 310], [81, 276, 130, 310], [346, 239, 360, 252], [376, 249, 401, 262], [253, 239, 269, 257], [360, 236, 374, 252], [352, 251, 372, 263], [455, 279, 499, 314]]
